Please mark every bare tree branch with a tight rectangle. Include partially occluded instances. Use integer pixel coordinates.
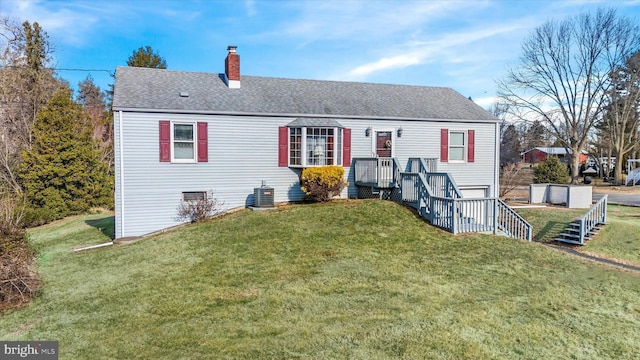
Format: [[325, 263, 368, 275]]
[[497, 8, 640, 184]]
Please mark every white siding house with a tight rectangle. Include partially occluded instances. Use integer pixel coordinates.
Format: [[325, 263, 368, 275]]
[[112, 46, 501, 239]]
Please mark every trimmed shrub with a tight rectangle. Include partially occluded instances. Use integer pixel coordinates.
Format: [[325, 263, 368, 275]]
[[534, 155, 570, 184], [300, 166, 348, 202], [176, 190, 225, 222]]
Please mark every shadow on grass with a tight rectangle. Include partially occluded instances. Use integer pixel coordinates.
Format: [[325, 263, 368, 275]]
[[534, 221, 569, 242], [85, 216, 115, 240]]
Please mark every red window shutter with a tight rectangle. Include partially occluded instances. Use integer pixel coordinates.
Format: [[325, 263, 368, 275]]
[[159, 121, 171, 162], [440, 129, 448, 162], [343, 128, 351, 167], [197, 122, 208, 162], [467, 130, 475, 163], [278, 126, 288, 167]]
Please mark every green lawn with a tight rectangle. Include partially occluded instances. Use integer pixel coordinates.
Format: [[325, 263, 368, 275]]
[[2, 200, 640, 359], [581, 205, 640, 265], [517, 204, 640, 265]]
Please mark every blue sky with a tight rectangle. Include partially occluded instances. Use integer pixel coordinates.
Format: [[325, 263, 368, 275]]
[[2, 0, 639, 109]]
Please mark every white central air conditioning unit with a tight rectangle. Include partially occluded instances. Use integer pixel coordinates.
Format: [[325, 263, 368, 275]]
[[254, 186, 274, 208]]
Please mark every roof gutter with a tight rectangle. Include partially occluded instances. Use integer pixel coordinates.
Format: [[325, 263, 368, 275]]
[[111, 107, 500, 123]]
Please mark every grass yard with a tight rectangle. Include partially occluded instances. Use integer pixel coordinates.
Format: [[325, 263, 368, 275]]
[[517, 204, 640, 265], [582, 205, 640, 265], [2, 200, 640, 359]]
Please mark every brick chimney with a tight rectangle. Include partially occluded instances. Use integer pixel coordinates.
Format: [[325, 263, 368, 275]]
[[224, 45, 240, 89]]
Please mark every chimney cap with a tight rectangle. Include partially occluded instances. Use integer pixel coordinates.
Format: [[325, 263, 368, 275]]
[[227, 45, 237, 52]]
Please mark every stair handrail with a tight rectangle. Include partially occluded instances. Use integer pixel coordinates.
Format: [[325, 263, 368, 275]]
[[496, 199, 532, 241], [577, 194, 608, 244], [626, 168, 640, 186], [401, 172, 431, 211], [392, 157, 403, 187], [405, 158, 460, 198], [424, 172, 463, 198], [407, 157, 438, 174]]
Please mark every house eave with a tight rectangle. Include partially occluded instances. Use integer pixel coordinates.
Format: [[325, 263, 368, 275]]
[[112, 107, 500, 124]]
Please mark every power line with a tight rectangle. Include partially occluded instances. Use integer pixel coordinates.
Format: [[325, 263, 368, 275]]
[[55, 68, 115, 76], [1, 65, 114, 76]]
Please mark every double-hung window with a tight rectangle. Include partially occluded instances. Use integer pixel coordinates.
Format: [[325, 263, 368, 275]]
[[159, 120, 208, 163], [173, 123, 196, 162], [448, 131, 465, 162], [440, 128, 475, 163]]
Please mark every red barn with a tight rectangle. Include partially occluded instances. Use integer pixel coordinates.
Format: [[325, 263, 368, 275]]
[[522, 147, 588, 164]]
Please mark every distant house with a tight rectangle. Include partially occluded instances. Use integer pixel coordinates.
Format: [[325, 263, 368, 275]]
[[522, 147, 588, 164], [112, 46, 503, 239]]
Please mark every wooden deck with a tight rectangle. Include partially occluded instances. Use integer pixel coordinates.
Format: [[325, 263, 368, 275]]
[[353, 157, 532, 241]]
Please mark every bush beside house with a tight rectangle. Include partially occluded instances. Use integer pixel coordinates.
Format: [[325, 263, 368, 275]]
[[300, 166, 348, 202]]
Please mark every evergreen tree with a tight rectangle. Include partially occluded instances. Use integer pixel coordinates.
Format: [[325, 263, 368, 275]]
[[77, 76, 113, 171], [533, 156, 570, 184], [127, 46, 167, 68], [500, 124, 521, 165], [19, 87, 113, 220], [0, 19, 59, 194], [526, 121, 547, 149]]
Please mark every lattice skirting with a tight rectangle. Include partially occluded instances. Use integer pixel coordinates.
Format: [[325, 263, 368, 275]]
[[357, 186, 401, 202]]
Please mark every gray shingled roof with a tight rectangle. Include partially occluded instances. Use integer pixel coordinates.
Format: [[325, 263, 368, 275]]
[[112, 66, 498, 122]]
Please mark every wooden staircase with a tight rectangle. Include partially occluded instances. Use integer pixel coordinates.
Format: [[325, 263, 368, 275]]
[[554, 221, 605, 244], [554, 195, 608, 246], [353, 157, 533, 241]]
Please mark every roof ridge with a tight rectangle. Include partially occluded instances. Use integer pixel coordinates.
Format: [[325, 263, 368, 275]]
[[115, 66, 455, 91]]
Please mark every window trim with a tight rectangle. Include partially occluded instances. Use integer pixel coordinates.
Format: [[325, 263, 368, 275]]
[[287, 126, 344, 168], [182, 191, 206, 201], [171, 121, 198, 163], [441, 128, 475, 163], [448, 130, 466, 163], [370, 127, 396, 158]]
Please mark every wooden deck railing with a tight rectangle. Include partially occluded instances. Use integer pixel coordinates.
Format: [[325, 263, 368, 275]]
[[353, 157, 401, 188], [626, 168, 640, 186], [496, 199, 532, 241], [424, 173, 462, 198], [401, 172, 432, 219], [357, 157, 532, 241], [576, 194, 608, 245], [400, 172, 531, 240], [407, 157, 438, 174]]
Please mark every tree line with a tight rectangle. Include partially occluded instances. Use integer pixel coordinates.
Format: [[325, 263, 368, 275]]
[[497, 8, 640, 185], [0, 18, 167, 311], [1, 18, 168, 231]]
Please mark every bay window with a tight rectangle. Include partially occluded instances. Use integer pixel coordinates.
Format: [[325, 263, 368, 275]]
[[279, 120, 351, 167]]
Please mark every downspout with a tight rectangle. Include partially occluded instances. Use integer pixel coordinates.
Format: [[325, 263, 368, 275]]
[[118, 110, 125, 238], [494, 122, 500, 197]]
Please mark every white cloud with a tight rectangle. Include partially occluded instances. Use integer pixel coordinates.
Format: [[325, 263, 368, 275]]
[[474, 96, 499, 109], [270, 0, 478, 45], [343, 22, 524, 80], [348, 54, 422, 77]]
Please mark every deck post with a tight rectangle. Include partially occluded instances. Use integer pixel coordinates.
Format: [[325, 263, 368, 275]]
[[452, 199, 458, 234], [603, 195, 608, 224], [493, 199, 498, 234]]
